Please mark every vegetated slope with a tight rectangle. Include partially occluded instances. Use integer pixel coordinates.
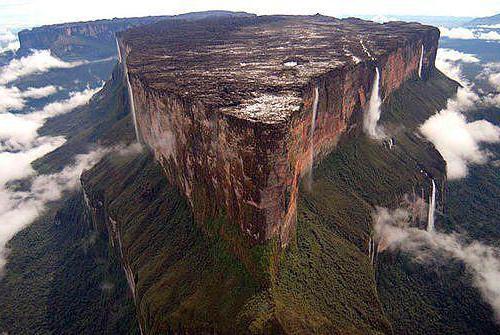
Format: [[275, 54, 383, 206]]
[[78, 68, 460, 334], [444, 105, 500, 244], [375, 78, 500, 334], [33, 64, 135, 174], [0, 64, 138, 334], [0, 194, 139, 334]]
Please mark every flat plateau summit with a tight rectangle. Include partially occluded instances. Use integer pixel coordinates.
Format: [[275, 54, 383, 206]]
[[120, 15, 437, 123]]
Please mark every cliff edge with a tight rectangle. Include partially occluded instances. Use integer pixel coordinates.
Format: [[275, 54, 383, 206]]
[[118, 15, 439, 259]]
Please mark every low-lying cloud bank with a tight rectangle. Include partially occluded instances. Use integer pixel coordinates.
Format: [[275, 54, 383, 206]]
[[0, 87, 99, 151], [477, 62, 500, 91], [373, 206, 500, 322], [0, 148, 106, 272], [420, 89, 500, 179], [0, 84, 58, 113], [0, 50, 85, 85], [440, 27, 500, 41], [420, 48, 500, 180], [0, 64, 102, 272], [435, 48, 479, 85]]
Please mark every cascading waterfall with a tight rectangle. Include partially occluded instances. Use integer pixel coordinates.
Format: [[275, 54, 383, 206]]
[[427, 179, 436, 232], [306, 86, 319, 191], [115, 38, 140, 143], [126, 71, 141, 143], [418, 45, 424, 79], [115, 37, 122, 64], [363, 67, 384, 139]]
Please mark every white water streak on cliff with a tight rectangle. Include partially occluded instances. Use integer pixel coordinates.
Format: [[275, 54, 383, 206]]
[[116, 38, 140, 143], [122, 52, 140, 143], [427, 179, 436, 232], [363, 67, 385, 139], [306, 86, 319, 190], [115, 38, 122, 64], [418, 45, 424, 79]]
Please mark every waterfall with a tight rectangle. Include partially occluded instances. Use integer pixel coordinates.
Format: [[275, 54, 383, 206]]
[[306, 86, 319, 191], [427, 179, 436, 232], [363, 67, 384, 139], [418, 45, 424, 79], [117, 40, 140, 143], [125, 70, 140, 143], [115, 37, 122, 64]]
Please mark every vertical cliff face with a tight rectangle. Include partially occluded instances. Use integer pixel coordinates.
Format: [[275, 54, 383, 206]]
[[118, 15, 440, 266], [78, 69, 455, 334]]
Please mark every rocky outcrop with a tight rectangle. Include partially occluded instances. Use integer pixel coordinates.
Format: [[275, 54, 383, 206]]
[[118, 15, 440, 251]]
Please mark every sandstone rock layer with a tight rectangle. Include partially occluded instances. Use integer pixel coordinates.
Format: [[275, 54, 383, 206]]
[[118, 15, 439, 248]]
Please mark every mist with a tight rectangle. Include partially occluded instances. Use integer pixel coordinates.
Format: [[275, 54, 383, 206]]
[[0, 87, 99, 151], [0, 46, 102, 271], [0, 148, 106, 272], [420, 48, 500, 179], [440, 27, 500, 41], [0, 84, 58, 113], [0, 50, 85, 84], [373, 206, 500, 322]]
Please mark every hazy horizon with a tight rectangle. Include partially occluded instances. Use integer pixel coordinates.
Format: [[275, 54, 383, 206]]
[[1, 0, 498, 30]]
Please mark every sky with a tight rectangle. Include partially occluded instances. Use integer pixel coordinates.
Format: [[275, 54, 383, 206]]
[[1, 0, 499, 29]]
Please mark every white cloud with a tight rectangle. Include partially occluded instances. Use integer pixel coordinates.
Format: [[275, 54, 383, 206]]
[[0, 87, 98, 151], [0, 84, 58, 113], [478, 24, 500, 29], [437, 49, 480, 64], [370, 15, 398, 23], [488, 72, 500, 91], [439, 27, 500, 42], [22, 85, 58, 99], [0, 86, 25, 113], [440, 27, 476, 39], [37, 87, 98, 119], [420, 93, 500, 179], [0, 148, 106, 272], [0, 50, 84, 84], [374, 206, 500, 322], [0, 82, 104, 273], [428, 48, 500, 179], [477, 31, 500, 41], [0, 137, 64, 185], [435, 48, 479, 85], [476, 62, 500, 92]]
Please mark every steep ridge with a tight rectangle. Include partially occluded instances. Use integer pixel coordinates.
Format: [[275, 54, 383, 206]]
[[117, 15, 440, 276]]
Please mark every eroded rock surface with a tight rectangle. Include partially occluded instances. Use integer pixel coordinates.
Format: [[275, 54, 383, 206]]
[[118, 15, 439, 248]]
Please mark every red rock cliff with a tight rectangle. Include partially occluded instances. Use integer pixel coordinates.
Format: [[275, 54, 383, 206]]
[[118, 15, 439, 249]]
